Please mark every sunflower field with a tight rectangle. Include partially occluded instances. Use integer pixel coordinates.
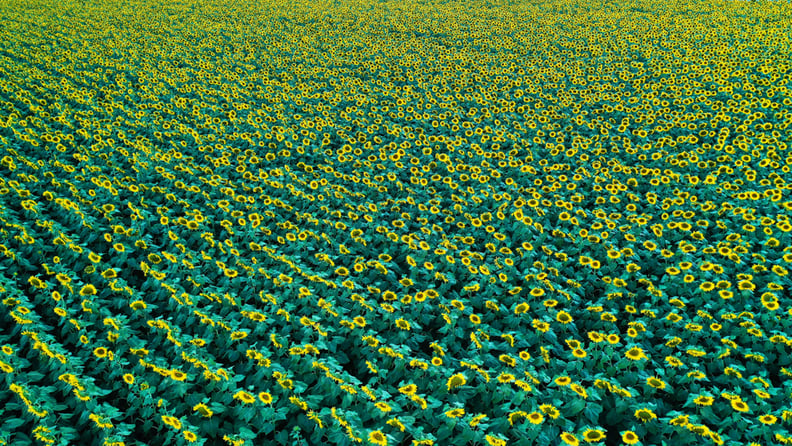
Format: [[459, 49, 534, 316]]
[[0, 0, 791, 444]]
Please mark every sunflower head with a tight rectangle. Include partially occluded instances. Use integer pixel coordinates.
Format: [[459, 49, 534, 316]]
[[193, 403, 213, 417], [368, 430, 387, 446], [759, 414, 777, 425], [527, 411, 544, 424], [556, 311, 573, 324], [554, 376, 572, 386], [447, 373, 467, 391], [625, 346, 647, 360], [731, 400, 750, 413], [621, 431, 639, 445], [582, 429, 605, 443], [635, 408, 658, 422]]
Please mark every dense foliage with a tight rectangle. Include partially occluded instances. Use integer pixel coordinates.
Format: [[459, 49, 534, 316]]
[[1, 0, 791, 445]]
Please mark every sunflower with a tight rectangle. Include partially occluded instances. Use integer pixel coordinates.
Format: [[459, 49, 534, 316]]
[[621, 431, 639, 445], [556, 311, 573, 324], [399, 277, 414, 287], [387, 417, 405, 431], [445, 408, 465, 418], [688, 424, 710, 436], [731, 400, 750, 413], [170, 370, 187, 381], [646, 376, 666, 390], [718, 290, 733, 299], [161, 415, 182, 430], [376, 402, 393, 413], [79, 284, 97, 296], [754, 389, 770, 399], [693, 395, 714, 406], [28, 276, 46, 289], [570, 383, 588, 398], [634, 408, 657, 422], [368, 430, 387, 446], [508, 411, 527, 425], [499, 354, 516, 366], [230, 331, 248, 340], [532, 319, 550, 332], [669, 414, 690, 426], [758, 414, 777, 425], [395, 319, 411, 330], [554, 376, 572, 386], [497, 373, 515, 384], [540, 404, 560, 419], [233, 391, 255, 404], [572, 348, 587, 358], [447, 373, 467, 391], [183, 431, 197, 443], [588, 331, 605, 343], [258, 392, 273, 404], [485, 435, 507, 446], [560, 432, 580, 446], [541, 298, 558, 308], [527, 411, 544, 424], [738, 280, 756, 290], [399, 384, 417, 395], [582, 429, 605, 443], [193, 403, 213, 417], [625, 346, 647, 360], [334, 266, 350, 277]]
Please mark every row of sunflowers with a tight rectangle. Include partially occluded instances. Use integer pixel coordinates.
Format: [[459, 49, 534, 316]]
[[1, 0, 791, 444]]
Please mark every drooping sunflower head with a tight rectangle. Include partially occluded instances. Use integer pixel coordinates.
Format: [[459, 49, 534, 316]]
[[446, 373, 467, 391], [635, 408, 657, 422]]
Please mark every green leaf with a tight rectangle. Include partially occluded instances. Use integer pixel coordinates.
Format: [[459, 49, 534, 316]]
[[3, 418, 25, 430], [435, 425, 452, 442], [566, 399, 586, 416], [25, 372, 45, 382], [584, 404, 602, 424]]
